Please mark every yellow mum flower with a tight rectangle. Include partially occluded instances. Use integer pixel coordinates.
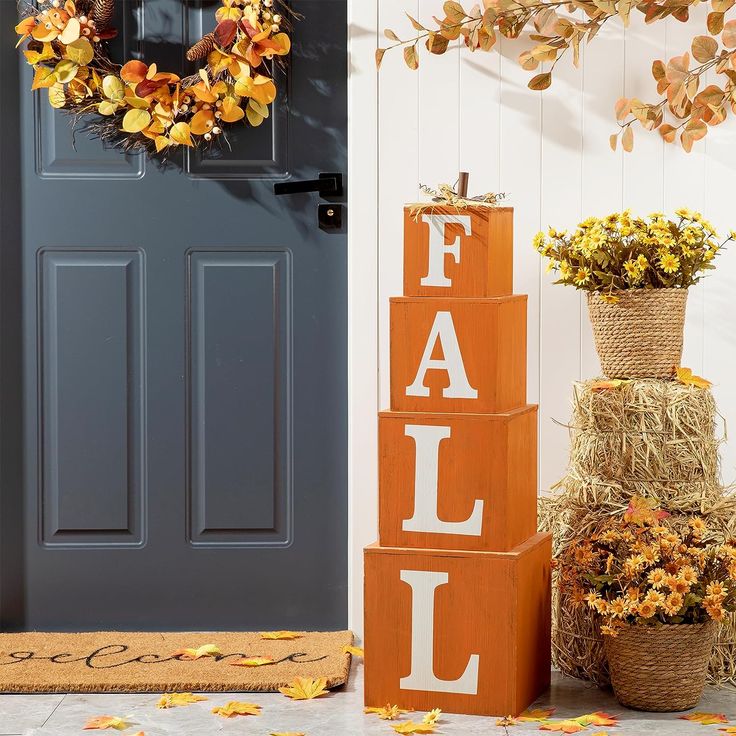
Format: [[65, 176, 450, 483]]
[[689, 518, 706, 536], [636, 254, 649, 270], [680, 565, 698, 584], [663, 592, 684, 616], [659, 253, 680, 274], [637, 600, 656, 619], [624, 259, 642, 282], [648, 568, 667, 588], [559, 261, 573, 279], [607, 597, 627, 618], [574, 267, 591, 286], [706, 581, 728, 599], [666, 575, 690, 595], [644, 589, 665, 607], [532, 232, 546, 251], [675, 207, 694, 219]]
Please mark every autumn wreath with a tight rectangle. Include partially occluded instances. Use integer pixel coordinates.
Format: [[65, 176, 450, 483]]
[[15, 0, 291, 154]]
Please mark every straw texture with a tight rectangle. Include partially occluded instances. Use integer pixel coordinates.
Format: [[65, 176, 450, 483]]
[[539, 378, 736, 686], [604, 622, 716, 711], [0, 631, 353, 694], [587, 289, 687, 379]]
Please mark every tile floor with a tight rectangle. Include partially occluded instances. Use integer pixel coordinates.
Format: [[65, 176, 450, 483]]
[[2, 663, 735, 735]]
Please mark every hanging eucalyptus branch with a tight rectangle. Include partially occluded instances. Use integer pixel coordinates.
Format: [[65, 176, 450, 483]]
[[376, 0, 736, 152]]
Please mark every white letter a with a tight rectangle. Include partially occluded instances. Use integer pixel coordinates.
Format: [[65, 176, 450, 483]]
[[406, 311, 478, 399]]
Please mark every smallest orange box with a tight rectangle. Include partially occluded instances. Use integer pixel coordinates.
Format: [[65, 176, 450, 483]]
[[404, 206, 513, 298]]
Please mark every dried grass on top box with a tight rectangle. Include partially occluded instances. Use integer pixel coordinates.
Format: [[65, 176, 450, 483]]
[[540, 378, 736, 686]]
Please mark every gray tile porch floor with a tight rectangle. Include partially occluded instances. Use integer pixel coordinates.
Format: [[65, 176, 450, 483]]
[[2, 662, 736, 735]]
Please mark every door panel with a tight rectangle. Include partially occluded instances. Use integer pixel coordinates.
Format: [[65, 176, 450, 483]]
[[0, 0, 347, 631]]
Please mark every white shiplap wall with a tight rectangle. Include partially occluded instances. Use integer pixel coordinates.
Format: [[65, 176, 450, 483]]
[[347, 0, 736, 633], [376, 4, 736, 491]]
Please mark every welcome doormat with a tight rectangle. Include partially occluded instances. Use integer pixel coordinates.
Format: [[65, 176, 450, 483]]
[[0, 630, 354, 694]]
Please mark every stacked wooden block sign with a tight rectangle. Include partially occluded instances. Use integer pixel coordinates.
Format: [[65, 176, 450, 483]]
[[364, 205, 552, 717]]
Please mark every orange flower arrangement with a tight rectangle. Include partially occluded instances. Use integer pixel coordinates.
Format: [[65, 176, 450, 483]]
[[15, 0, 291, 155], [557, 497, 736, 637]]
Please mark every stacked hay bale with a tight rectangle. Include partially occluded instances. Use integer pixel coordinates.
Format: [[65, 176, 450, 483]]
[[540, 378, 736, 686]]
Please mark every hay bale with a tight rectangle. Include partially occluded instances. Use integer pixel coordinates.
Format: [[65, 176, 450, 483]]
[[541, 378, 736, 687]]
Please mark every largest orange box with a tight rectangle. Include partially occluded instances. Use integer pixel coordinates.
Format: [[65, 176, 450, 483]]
[[390, 296, 527, 414], [364, 533, 551, 717], [403, 206, 514, 298], [379, 406, 538, 552]]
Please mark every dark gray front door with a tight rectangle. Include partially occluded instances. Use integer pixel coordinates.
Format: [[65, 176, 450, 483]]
[[0, 0, 347, 631]]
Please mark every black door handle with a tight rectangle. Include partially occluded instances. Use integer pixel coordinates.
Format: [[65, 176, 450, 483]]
[[274, 173, 343, 198]]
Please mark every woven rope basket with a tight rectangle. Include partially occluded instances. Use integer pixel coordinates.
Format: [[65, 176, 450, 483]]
[[587, 289, 688, 379], [604, 622, 716, 711]]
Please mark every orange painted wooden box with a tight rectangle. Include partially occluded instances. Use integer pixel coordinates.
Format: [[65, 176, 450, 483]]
[[403, 206, 514, 298], [390, 296, 527, 414], [363, 533, 552, 717], [378, 406, 538, 552]]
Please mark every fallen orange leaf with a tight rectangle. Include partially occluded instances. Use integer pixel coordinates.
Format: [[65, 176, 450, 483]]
[[83, 716, 129, 730], [497, 716, 518, 726], [343, 645, 364, 657], [279, 677, 330, 700], [364, 704, 412, 720], [211, 701, 262, 718], [676, 367, 712, 389], [719, 728, 736, 733], [591, 732, 609, 736], [172, 643, 221, 660], [680, 712, 728, 725], [539, 720, 586, 734], [519, 707, 556, 721], [271, 733, 305, 736], [391, 721, 436, 734], [229, 656, 275, 667], [156, 692, 207, 708], [577, 712, 619, 727], [261, 630, 302, 640]]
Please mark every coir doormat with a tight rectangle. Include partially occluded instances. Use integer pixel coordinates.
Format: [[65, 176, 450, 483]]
[[0, 630, 354, 694]]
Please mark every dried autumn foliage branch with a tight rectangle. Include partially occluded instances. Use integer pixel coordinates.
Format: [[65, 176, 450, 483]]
[[378, 0, 736, 151]]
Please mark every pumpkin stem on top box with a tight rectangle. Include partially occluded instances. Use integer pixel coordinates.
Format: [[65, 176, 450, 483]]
[[403, 206, 514, 298], [390, 296, 527, 414]]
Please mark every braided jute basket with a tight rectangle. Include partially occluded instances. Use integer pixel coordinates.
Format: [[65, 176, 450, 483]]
[[603, 621, 716, 711], [587, 288, 688, 379]]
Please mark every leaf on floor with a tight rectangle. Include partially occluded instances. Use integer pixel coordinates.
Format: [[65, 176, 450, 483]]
[[539, 720, 586, 733], [156, 692, 208, 708], [279, 676, 330, 700], [270, 732, 305, 736], [82, 716, 130, 730], [261, 630, 303, 640], [719, 728, 736, 733], [364, 704, 412, 720], [342, 645, 364, 657], [229, 656, 275, 667], [391, 721, 436, 734], [519, 707, 556, 722], [496, 716, 518, 726], [422, 708, 442, 725], [211, 701, 262, 718], [680, 712, 728, 725], [171, 643, 221, 660], [576, 712, 619, 727]]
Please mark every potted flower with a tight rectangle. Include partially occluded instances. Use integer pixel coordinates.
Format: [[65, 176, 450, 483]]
[[534, 210, 733, 379], [556, 497, 736, 712]]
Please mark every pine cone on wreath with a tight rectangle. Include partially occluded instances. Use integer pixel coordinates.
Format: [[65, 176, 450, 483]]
[[186, 33, 216, 62], [91, 0, 115, 32]]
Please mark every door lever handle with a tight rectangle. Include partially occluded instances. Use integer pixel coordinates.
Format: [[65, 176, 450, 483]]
[[274, 172, 343, 198]]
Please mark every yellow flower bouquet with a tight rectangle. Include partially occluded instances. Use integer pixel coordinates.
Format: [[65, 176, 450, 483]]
[[557, 497, 736, 711], [534, 209, 732, 295], [533, 210, 734, 380]]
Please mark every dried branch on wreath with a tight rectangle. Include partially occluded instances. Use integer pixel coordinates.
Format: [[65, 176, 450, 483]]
[[14, 0, 294, 156], [376, 0, 736, 152]]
